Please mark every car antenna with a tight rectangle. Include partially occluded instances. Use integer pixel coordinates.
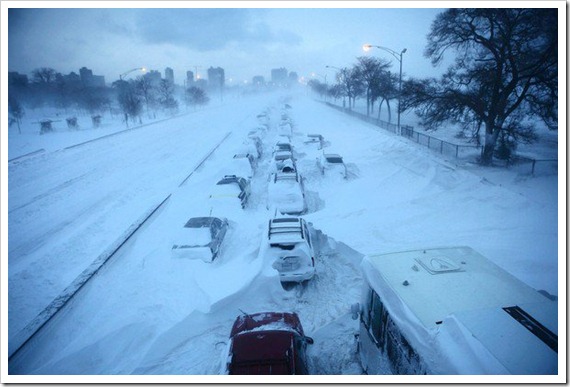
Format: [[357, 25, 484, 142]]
[[238, 308, 249, 317]]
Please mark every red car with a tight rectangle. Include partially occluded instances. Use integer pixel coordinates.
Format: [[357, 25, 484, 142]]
[[226, 312, 314, 375]]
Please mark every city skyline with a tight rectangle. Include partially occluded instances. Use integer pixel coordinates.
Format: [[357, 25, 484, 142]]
[[7, 4, 448, 86]]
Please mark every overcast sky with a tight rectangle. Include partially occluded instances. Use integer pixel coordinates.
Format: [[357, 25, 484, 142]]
[[8, 5, 447, 85]]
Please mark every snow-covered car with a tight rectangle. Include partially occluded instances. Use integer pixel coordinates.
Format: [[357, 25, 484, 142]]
[[225, 312, 314, 375], [267, 171, 306, 215], [304, 134, 324, 150], [317, 153, 347, 179], [265, 217, 315, 282], [209, 175, 251, 210], [274, 140, 293, 154], [272, 150, 295, 172], [171, 217, 228, 262], [239, 138, 262, 160], [231, 153, 256, 179]]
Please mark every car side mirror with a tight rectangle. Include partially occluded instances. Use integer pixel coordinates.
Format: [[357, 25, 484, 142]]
[[351, 303, 361, 320], [305, 336, 314, 345]]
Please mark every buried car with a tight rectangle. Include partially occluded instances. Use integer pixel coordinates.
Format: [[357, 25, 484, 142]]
[[267, 171, 306, 215], [317, 153, 347, 179], [171, 217, 228, 262], [225, 312, 314, 375], [265, 217, 316, 283], [209, 175, 251, 210], [231, 153, 256, 179]]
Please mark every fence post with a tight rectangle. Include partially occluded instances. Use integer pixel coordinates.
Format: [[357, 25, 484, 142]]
[[456, 145, 459, 158], [532, 159, 536, 175], [440, 141, 444, 154]]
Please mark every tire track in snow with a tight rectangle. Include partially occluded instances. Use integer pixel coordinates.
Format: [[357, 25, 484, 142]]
[[8, 171, 95, 215]]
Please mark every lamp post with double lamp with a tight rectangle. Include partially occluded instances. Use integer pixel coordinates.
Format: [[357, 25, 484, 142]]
[[119, 67, 147, 81], [363, 44, 406, 133]]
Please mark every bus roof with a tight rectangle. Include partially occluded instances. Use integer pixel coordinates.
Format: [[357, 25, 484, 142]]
[[363, 246, 557, 374], [365, 246, 552, 328]]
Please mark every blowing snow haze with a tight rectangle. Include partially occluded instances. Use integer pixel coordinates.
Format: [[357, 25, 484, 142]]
[[4, 2, 563, 381], [7, 7, 443, 83]]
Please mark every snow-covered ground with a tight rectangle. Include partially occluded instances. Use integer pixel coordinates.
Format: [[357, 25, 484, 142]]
[[5, 88, 561, 380]]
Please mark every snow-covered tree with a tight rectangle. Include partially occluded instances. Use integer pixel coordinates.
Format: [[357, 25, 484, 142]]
[[402, 8, 557, 165]]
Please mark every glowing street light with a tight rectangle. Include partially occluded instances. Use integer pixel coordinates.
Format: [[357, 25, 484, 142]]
[[363, 44, 407, 132]]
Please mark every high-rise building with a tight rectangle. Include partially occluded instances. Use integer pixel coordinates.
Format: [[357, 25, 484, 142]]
[[207, 66, 225, 89], [165, 67, 174, 85], [8, 71, 29, 87], [288, 71, 299, 85], [186, 70, 194, 86], [252, 76, 265, 86], [79, 66, 105, 87], [271, 68, 288, 85]]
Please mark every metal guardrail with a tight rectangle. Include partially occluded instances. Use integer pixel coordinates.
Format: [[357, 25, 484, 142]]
[[324, 101, 557, 175], [324, 101, 480, 159]]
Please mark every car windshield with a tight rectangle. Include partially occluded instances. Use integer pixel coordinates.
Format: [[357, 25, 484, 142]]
[[325, 155, 343, 163], [184, 217, 215, 228], [275, 153, 292, 161], [276, 143, 292, 151]]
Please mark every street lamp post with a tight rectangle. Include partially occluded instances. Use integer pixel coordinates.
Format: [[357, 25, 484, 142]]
[[363, 44, 407, 133], [119, 67, 146, 81]]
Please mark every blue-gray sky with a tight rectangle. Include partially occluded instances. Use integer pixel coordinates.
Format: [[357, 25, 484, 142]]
[[8, 6, 446, 85]]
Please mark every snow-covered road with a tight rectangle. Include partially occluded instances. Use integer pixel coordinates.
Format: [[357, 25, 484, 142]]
[[7, 91, 558, 377]]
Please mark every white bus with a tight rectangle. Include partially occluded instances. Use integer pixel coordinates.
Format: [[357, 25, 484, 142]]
[[354, 246, 557, 375]]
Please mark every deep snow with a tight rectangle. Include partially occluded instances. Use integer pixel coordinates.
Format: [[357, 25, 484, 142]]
[[5, 89, 562, 380]]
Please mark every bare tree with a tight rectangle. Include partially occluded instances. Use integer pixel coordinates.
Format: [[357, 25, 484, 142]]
[[32, 67, 57, 85], [134, 76, 156, 118], [356, 56, 391, 116], [337, 67, 364, 110], [402, 8, 557, 165], [113, 80, 142, 127], [8, 96, 24, 134], [158, 79, 178, 114], [371, 71, 399, 123], [185, 87, 209, 110]]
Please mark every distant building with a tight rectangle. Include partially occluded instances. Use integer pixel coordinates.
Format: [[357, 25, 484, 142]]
[[8, 71, 29, 87], [165, 67, 174, 85], [252, 75, 265, 86], [288, 71, 299, 85], [79, 66, 105, 87], [271, 68, 288, 85], [207, 66, 225, 90], [186, 70, 195, 86], [62, 71, 81, 88]]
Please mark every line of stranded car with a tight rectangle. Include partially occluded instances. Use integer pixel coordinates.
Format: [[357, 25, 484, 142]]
[[184, 105, 558, 375]]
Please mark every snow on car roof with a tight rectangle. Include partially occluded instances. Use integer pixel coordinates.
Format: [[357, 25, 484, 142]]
[[268, 219, 304, 243], [175, 226, 212, 246], [230, 312, 303, 337]]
